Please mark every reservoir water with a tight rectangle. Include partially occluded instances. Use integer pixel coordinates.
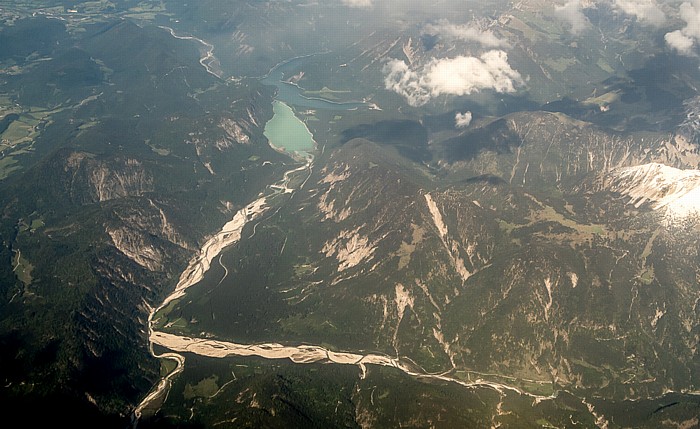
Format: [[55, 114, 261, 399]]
[[259, 55, 374, 157], [263, 100, 315, 158], [260, 55, 368, 110]]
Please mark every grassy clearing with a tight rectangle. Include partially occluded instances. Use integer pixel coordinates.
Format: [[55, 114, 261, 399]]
[[302, 87, 352, 101], [583, 90, 620, 108], [184, 375, 220, 400], [535, 205, 606, 236], [638, 266, 654, 285], [0, 157, 20, 179], [13, 249, 34, 285], [544, 57, 577, 73], [153, 299, 183, 328], [160, 358, 178, 377]]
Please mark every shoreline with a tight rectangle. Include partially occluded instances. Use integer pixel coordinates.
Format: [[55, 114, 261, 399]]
[[259, 54, 371, 108], [264, 100, 317, 162]]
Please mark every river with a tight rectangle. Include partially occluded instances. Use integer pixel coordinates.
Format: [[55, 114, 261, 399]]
[[133, 150, 561, 424], [158, 26, 221, 78], [133, 53, 577, 427], [260, 54, 371, 110]]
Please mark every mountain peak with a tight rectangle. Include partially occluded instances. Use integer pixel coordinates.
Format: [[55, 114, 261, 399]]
[[608, 162, 700, 220]]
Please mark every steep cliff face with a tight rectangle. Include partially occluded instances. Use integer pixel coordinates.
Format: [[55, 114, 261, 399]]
[[105, 198, 194, 272], [62, 153, 154, 203]]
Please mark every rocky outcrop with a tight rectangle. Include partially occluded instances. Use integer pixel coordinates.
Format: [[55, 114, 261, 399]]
[[64, 152, 154, 203]]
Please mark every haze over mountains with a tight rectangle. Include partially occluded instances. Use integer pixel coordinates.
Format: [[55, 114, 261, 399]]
[[1, 1, 700, 428]]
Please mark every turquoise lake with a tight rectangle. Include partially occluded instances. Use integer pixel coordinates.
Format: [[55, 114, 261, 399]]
[[260, 55, 372, 157], [263, 100, 315, 156], [260, 55, 368, 110]]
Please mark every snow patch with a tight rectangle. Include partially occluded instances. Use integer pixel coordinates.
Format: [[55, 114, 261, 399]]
[[608, 163, 700, 220]]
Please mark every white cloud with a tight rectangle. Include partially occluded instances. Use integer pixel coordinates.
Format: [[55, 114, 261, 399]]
[[554, 0, 591, 34], [455, 111, 473, 128], [665, 0, 700, 56], [666, 30, 695, 55], [383, 50, 523, 107], [613, 0, 666, 26], [424, 51, 523, 96], [383, 59, 432, 106], [341, 0, 372, 8], [422, 19, 508, 48]]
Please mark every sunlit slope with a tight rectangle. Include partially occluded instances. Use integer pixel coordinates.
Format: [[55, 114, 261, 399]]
[[160, 110, 700, 402]]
